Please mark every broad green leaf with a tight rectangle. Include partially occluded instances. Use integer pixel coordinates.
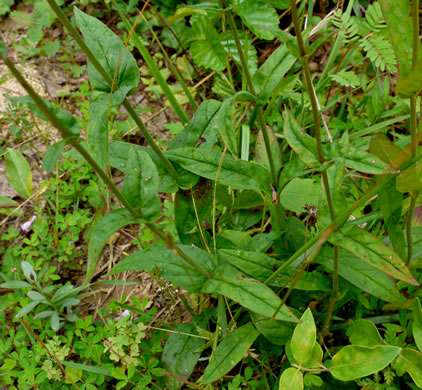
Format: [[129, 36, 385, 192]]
[[380, 0, 418, 80], [122, 148, 161, 221], [190, 16, 226, 71], [347, 319, 385, 347], [329, 345, 401, 381], [5, 149, 33, 199], [280, 178, 320, 214], [317, 247, 401, 303], [168, 100, 221, 150], [378, 180, 406, 259], [395, 348, 422, 387], [165, 148, 272, 192], [250, 312, 294, 345], [291, 309, 316, 365], [109, 245, 217, 293], [202, 323, 259, 384], [74, 7, 139, 96], [234, 0, 279, 40], [220, 31, 257, 74], [42, 140, 65, 172], [397, 162, 422, 193], [283, 110, 319, 167], [253, 45, 296, 103], [212, 91, 256, 156], [413, 298, 422, 352], [50, 312, 60, 331], [396, 58, 422, 96], [202, 264, 298, 323], [0, 281, 32, 289], [10, 96, 80, 136], [162, 323, 206, 390], [328, 225, 418, 286], [60, 361, 111, 376], [109, 141, 178, 193], [85, 209, 141, 284], [325, 143, 390, 174], [279, 368, 303, 390], [219, 249, 331, 291], [263, 0, 290, 9], [370, 134, 406, 169], [255, 126, 282, 174]]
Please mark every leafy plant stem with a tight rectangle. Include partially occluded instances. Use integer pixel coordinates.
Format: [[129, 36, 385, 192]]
[[0, 52, 212, 282], [406, 0, 419, 265], [221, 0, 286, 231], [44, 0, 178, 181], [289, 0, 338, 334]]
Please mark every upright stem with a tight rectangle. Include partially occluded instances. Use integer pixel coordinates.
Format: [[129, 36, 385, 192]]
[[221, 0, 286, 232], [45, 0, 178, 180], [1, 53, 211, 281], [407, 0, 420, 265], [289, 0, 338, 334]]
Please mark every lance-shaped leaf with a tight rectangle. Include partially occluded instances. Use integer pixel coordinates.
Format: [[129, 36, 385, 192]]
[[328, 225, 418, 286], [291, 309, 316, 365], [250, 312, 294, 346], [347, 319, 385, 347], [5, 149, 33, 199], [202, 264, 298, 323], [325, 143, 390, 174], [253, 45, 296, 103], [395, 348, 422, 387], [85, 209, 141, 283], [122, 147, 161, 221], [283, 110, 319, 167], [166, 148, 272, 193], [168, 100, 221, 150], [109, 245, 217, 293], [220, 31, 258, 74], [234, 0, 279, 40], [212, 91, 256, 156], [279, 367, 303, 390], [413, 298, 422, 352], [74, 7, 139, 96], [317, 247, 401, 303], [202, 323, 259, 384], [219, 249, 331, 291], [329, 345, 401, 381], [255, 126, 282, 174], [162, 323, 206, 390]]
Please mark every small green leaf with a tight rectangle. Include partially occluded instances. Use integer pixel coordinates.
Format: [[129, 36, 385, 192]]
[[85, 209, 142, 284], [203, 323, 259, 384], [283, 110, 319, 167], [162, 323, 206, 390], [21, 261, 36, 281], [291, 309, 316, 365], [110, 245, 217, 293], [122, 148, 161, 221], [50, 312, 60, 332], [0, 281, 32, 289], [166, 148, 272, 192], [348, 319, 385, 347], [234, 0, 279, 40], [413, 298, 422, 352], [328, 225, 418, 286], [202, 264, 298, 323], [280, 178, 320, 214], [27, 291, 45, 301], [250, 312, 294, 345], [329, 345, 401, 381], [42, 140, 65, 172], [395, 348, 422, 387], [60, 361, 112, 376], [5, 149, 33, 199], [279, 367, 303, 390], [74, 7, 139, 96]]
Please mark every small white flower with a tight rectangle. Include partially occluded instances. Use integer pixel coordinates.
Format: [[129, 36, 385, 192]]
[[21, 216, 37, 232]]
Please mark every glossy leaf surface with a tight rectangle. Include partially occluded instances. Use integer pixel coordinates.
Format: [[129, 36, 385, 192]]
[[291, 308, 316, 365]]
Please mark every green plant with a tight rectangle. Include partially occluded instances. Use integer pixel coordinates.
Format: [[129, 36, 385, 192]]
[[2, 0, 422, 388]]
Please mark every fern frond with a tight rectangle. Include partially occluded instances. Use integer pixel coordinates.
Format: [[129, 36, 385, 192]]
[[331, 9, 359, 43], [330, 69, 360, 88], [364, 2, 386, 33], [359, 34, 397, 72]]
